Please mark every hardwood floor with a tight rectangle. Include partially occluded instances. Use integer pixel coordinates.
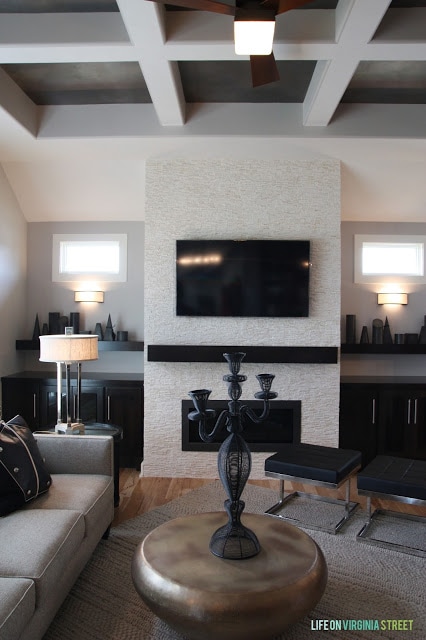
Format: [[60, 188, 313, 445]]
[[113, 469, 426, 526]]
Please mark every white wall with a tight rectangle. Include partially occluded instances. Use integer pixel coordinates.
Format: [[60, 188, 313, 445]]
[[144, 158, 341, 479], [341, 221, 426, 376], [0, 166, 27, 407]]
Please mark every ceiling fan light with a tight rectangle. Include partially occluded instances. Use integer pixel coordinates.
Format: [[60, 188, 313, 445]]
[[234, 20, 275, 56]]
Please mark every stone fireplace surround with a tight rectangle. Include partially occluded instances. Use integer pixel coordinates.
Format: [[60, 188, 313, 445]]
[[143, 158, 341, 479]]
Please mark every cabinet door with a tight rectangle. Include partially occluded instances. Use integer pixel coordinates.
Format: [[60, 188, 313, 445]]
[[379, 388, 426, 460], [40, 384, 104, 427], [339, 385, 378, 467], [72, 385, 104, 423], [1, 379, 40, 431], [105, 385, 143, 469]]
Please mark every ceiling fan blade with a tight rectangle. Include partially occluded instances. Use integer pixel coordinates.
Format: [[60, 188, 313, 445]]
[[276, 0, 315, 15], [146, 0, 235, 16], [250, 53, 280, 87]]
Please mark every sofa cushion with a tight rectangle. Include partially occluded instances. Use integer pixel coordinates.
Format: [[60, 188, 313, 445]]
[[0, 509, 84, 605], [0, 416, 51, 516], [24, 474, 114, 539], [0, 577, 35, 640]]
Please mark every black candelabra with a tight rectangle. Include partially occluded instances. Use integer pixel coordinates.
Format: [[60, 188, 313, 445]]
[[188, 352, 277, 560]]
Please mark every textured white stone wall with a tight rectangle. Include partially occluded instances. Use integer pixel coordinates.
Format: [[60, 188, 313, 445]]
[[144, 159, 341, 478]]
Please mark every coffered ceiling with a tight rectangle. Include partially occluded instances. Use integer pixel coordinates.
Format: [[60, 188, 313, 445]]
[[0, 0, 425, 222]]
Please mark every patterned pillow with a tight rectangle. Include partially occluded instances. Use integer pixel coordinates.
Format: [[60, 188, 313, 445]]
[[0, 415, 52, 516]]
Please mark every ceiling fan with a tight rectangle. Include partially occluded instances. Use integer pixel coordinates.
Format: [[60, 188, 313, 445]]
[[146, 0, 315, 87]]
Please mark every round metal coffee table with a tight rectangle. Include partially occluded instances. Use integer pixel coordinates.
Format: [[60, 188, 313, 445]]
[[132, 512, 327, 640]]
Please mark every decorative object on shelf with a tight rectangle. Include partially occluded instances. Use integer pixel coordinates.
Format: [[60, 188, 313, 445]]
[[74, 291, 104, 303], [377, 292, 408, 305], [372, 319, 383, 344], [32, 314, 41, 340], [39, 334, 98, 434], [418, 316, 426, 344], [48, 312, 60, 335], [360, 326, 369, 344], [41, 323, 49, 335], [104, 314, 115, 341], [94, 322, 104, 341], [383, 317, 393, 344], [59, 315, 69, 334], [117, 331, 128, 341], [394, 334, 405, 344], [70, 312, 80, 335], [345, 314, 356, 344], [188, 351, 277, 560], [405, 333, 418, 344]]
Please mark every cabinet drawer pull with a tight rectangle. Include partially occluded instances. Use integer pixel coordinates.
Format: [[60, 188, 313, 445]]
[[407, 399, 411, 424], [107, 395, 111, 421], [414, 398, 418, 425], [33, 393, 37, 419], [372, 398, 376, 424]]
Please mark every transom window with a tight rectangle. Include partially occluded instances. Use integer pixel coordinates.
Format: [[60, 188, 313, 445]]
[[354, 235, 426, 284], [52, 234, 127, 282]]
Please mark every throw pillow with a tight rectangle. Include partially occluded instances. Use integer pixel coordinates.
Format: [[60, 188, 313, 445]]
[[0, 415, 52, 516]]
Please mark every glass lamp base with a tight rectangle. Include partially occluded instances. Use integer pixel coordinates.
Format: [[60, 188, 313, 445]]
[[55, 422, 85, 434]]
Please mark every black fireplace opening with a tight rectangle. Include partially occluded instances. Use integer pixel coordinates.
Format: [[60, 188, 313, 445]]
[[182, 400, 301, 452]]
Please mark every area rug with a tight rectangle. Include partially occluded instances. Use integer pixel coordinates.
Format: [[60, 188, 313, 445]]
[[43, 482, 426, 640]]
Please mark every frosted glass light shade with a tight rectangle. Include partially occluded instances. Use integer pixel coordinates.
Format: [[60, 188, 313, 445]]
[[377, 293, 408, 305], [40, 334, 99, 363], [234, 20, 275, 55], [75, 291, 104, 303]]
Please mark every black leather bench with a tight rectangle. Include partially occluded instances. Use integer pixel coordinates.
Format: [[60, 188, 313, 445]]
[[356, 455, 426, 556], [264, 443, 362, 534]]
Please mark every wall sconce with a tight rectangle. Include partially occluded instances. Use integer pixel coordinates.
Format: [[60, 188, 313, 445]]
[[74, 291, 104, 303], [377, 292, 408, 305]]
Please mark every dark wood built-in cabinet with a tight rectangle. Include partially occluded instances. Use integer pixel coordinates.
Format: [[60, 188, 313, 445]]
[[340, 377, 426, 467], [1, 372, 144, 469]]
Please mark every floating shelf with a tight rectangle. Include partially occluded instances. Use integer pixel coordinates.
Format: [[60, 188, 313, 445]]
[[16, 340, 144, 352], [341, 344, 426, 355], [147, 345, 338, 364]]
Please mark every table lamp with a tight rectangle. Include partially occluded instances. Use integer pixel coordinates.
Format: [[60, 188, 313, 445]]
[[39, 334, 99, 434]]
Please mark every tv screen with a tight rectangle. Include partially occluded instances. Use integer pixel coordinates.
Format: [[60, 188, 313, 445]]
[[176, 240, 310, 318]]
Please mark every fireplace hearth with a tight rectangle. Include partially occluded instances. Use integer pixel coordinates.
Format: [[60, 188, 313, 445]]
[[182, 400, 301, 452]]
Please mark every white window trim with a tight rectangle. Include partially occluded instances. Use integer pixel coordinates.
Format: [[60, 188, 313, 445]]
[[52, 234, 127, 282], [354, 234, 426, 284]]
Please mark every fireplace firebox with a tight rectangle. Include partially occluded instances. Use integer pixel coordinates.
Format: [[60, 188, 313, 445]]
[[182, 400, 301, 452]]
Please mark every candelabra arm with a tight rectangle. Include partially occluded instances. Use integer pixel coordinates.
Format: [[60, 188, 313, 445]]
[[198, 409, 229, 443], [241, 400, 271, 425]]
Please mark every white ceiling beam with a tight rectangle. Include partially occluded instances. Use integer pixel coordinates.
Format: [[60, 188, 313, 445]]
[[0, 13, 129, 46], [116, 0, 186, 126], [36, 102, 426, 141], [0, 68, 38, 137], [303, 0, 392, 127]]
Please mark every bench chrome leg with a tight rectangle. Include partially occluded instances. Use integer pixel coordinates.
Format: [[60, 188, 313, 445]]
[[265, 475, 359, 534]]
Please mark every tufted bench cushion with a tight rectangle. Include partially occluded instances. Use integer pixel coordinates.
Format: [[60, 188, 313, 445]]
[[265, 443, 362, 485], [357, 455, 426, 501]]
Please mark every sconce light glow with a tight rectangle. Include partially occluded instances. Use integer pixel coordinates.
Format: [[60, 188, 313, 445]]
[[74, 291, 104, 303], [377, 292, 408, 305]]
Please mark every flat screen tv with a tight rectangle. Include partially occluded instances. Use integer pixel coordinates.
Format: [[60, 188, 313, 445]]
[[176, 239, 310, 318]]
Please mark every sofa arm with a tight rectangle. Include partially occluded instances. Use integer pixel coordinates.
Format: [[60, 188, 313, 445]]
[[34, 434, 114, 477]]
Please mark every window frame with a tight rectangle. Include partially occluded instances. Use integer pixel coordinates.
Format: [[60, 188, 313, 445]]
[[354, 234, 426, 285], [52, 234, 127, 282]]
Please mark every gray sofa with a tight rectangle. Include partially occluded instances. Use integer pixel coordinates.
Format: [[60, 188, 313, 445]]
[[0, 433, 115, 640]]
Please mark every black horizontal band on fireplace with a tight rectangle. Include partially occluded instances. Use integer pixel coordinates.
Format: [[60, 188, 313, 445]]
[[148, 345, 338, 364], [182, 400, 301, 452]]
